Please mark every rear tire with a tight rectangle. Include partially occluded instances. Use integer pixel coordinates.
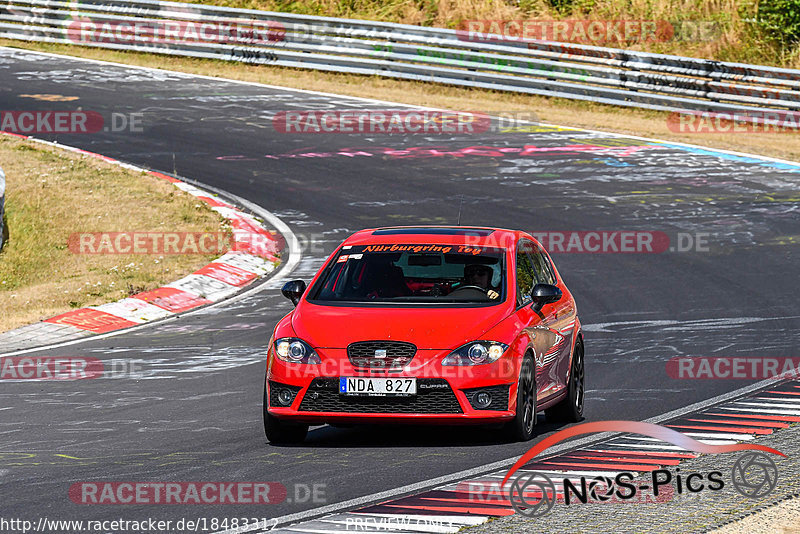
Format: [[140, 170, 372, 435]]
[[263, 387, 308, 444], [504, 354, 536, 441], [545, 339, 585, 423]]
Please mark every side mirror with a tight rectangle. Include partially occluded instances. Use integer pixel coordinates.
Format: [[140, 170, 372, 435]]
[[531, 283, 562, 311], [281, 280, 307, 306]]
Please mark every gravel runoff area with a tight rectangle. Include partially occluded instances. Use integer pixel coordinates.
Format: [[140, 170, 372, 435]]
[[464, 424, 800, 534]]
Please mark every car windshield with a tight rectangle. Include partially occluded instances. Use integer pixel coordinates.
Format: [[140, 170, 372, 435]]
[[309, 244, 506, 304]]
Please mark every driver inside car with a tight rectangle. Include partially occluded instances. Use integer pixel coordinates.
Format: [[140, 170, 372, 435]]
[[460, 264, 500, 300]]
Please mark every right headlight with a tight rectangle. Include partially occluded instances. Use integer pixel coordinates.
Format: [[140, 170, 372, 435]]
[[442, 341, 508, 366], [274, 338, 321, 364]]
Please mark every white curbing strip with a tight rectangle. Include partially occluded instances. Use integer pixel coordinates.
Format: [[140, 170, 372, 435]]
[[0, 129, 290, 353]]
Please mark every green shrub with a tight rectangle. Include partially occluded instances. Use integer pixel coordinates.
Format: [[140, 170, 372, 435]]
[[757, 0, 800, 44]]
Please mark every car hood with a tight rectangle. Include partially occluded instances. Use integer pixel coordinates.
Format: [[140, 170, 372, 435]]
[[291, 302, 511, 350]]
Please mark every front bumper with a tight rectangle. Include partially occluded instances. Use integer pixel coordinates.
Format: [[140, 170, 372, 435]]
[[266, 349, 517, 424]]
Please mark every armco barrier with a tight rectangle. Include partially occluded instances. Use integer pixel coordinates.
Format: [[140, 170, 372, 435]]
[[1, 0, 800, 127]]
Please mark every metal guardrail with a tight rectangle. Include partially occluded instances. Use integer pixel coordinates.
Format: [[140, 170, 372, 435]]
[[2, 0, 800, 125]]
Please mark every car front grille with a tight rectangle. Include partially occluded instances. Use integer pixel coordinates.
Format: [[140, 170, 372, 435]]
[[298, 378, 462, 414], [346, 341, 417, 371]]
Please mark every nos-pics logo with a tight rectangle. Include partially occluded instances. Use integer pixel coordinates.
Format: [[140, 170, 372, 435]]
[[502, 420, 783, 517]]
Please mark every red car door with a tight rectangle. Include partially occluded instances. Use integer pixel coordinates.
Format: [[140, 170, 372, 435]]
[[530, 244, 577, 399], [513, 239, 561, 404]]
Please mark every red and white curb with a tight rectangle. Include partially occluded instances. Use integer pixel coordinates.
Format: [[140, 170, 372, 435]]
[[245, 378, 800, 534], [0, 131, 284, 347]]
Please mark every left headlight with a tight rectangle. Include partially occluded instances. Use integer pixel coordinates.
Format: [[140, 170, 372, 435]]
[[273, 338, 321, 364], [442, 341, 509, 366]]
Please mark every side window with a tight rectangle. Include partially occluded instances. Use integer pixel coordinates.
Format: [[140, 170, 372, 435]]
[[530, 247, 556, 285], [516, 241, 536, 306]]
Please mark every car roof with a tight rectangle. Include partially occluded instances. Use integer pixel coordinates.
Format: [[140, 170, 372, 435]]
[[342, 226, 525, 248]]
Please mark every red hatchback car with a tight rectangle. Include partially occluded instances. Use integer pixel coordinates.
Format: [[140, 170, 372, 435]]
[[264, 227, 584, 443]]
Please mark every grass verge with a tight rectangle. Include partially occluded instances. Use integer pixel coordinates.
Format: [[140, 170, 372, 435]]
[[3, 39, 800, 164], [0, 135, 225, 333]]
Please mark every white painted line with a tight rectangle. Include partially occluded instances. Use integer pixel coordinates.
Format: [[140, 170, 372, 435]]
[[680, 432, 755, 441], [752, 397, 800, 405], [623, 436, 739, 446], [722, 405, 800, 415], [599, 443, 689, 451]]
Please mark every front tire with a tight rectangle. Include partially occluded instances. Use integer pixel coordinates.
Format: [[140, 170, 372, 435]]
[[504, 354, 536, 441], [263, 387, 308, 444], [546, 339, 585, 423]]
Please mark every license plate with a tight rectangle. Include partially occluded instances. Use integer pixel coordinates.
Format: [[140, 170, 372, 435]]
[[339, 377, 416, 396]]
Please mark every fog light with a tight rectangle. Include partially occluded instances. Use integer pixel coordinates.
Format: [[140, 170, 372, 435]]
[[277, 389, 294, 406], [474, 391, 492, 409]]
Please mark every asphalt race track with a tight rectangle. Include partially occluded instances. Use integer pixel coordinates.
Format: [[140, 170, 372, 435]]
[[1, 47, 799, 527]]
